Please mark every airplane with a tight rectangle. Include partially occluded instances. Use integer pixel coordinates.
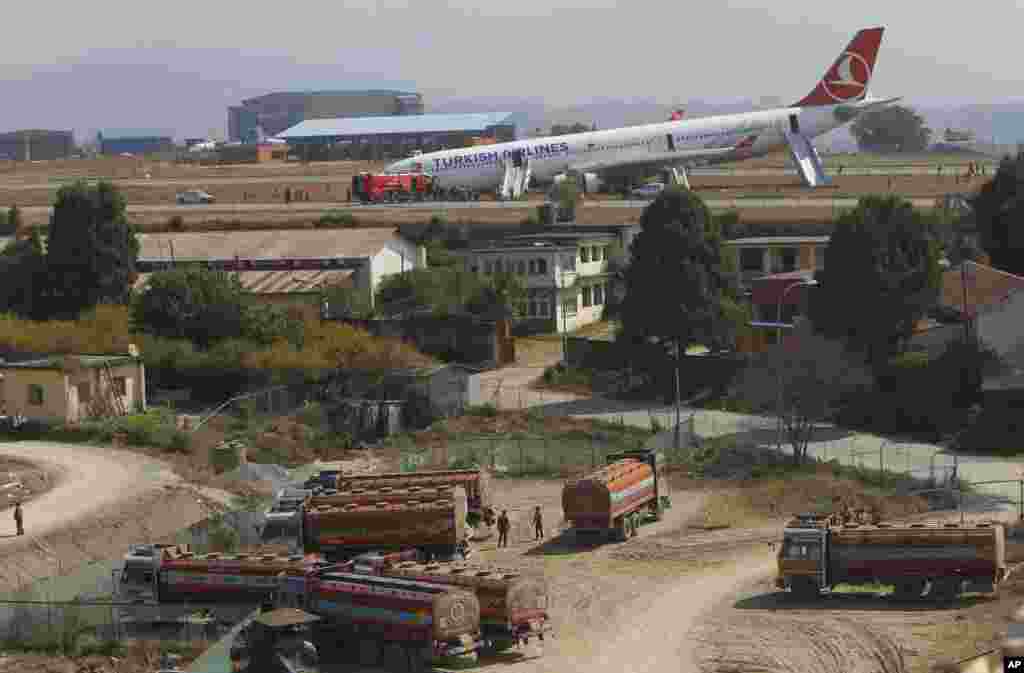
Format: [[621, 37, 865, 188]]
[[383, 27, 899, 197]]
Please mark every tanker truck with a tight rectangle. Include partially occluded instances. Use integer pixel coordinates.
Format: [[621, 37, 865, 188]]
[[776, 513, 1009, 600], [300, 486, 470, 562], [272, 564, 481, 671], [344, 550, 550, 653], [335, 468, 492, 526], [561, 449, 671, 541]]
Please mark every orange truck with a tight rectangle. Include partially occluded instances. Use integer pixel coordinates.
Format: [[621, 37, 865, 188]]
[[561, 449, 671, 541]]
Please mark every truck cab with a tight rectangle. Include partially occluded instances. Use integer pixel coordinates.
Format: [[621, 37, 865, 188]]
[[776, 514, 830, 597]]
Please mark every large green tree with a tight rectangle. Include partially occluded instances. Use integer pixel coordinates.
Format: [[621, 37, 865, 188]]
[[45, 181, 139, 318], [376, 268, 487, 317], [466, 271, 526, 319], [850, 105, 932, 153], [0, 229, 48, 319], [809, 195, 942, 366], [972, 152, 1024, 275], [619, 188, 734, 357], [131, 267, 292, 348]]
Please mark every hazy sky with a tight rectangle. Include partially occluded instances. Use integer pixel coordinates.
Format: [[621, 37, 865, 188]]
[[2, 0, 1022, 137]]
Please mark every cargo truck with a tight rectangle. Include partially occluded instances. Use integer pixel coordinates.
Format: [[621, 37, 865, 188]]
[[300, 486, 470, 562], [776, 513, 1009, 600], [272, 565, 481, 672], [335, 468, 492, 526], [344, 550, 550, 653], [561, 449, 671, 541]]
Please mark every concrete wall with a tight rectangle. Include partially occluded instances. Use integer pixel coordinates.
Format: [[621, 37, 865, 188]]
[[1, 369, 67, 422], [1, 360, 145, 423]]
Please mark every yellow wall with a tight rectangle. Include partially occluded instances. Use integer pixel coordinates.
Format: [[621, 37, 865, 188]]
[[1, 369, 67, 423], [1, 361, 146, 424]]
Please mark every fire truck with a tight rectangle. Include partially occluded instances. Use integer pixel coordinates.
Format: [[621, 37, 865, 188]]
[[351, 172, 434, 203]]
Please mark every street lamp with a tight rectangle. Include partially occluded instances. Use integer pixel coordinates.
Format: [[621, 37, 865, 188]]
[[775, 278, 818, 451]]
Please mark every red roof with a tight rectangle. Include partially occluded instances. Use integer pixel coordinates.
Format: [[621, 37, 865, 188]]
[[942, 261, 1024, 319]]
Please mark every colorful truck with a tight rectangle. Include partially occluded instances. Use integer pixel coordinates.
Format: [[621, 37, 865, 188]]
[[118, 543, 323, 604], [300, 486, 470, 561], [335, 468, 492, 525], [344, 550, 551, 652], [561, 449, 671, 540], [272, 565, 481, 671], [775, 513, 1009, 600]]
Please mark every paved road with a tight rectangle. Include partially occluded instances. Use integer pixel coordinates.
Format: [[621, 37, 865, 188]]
[[15, 197, 936, 219]]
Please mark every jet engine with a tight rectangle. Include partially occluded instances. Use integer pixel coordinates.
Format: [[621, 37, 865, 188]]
[[552, 172, 604, 194]]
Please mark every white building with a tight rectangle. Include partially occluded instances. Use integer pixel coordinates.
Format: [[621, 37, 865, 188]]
[[458, 231, 621, 333], [135, 229, 425, 312]]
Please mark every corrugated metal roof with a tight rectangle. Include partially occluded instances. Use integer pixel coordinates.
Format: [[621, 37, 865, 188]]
[[276, 112, 515, 139], [137, 229, 405, 262], [135, 269, 353, 295]]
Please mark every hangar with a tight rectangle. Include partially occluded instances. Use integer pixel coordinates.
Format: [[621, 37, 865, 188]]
[[276, 112, 517, 161]]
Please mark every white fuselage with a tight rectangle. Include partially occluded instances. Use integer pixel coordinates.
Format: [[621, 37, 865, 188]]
[[384, 104, 855, 191]]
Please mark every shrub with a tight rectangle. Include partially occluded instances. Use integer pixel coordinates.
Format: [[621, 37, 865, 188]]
[[465, 403, 498, 417], [316, 210, 358, 228]]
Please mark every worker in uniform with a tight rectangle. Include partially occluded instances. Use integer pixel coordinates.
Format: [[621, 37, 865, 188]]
[[497, 509, 510, 548], [532, 506, 544, 541], [13, 501, 22, 536]]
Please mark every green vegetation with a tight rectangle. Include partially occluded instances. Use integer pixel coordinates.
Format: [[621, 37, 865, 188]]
[[540, 363, 595, 388], [316, 210, 359, 228], [1, 407, 191, 453], [973, 151, 1024, 276], [850, 105, 932, 153]]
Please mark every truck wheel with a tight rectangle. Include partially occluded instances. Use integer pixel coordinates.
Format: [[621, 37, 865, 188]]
[[788, 577, 820, 600], [613, 517, 627, 542], [892, 580, 926, 600], [928, 578, 960, 603]]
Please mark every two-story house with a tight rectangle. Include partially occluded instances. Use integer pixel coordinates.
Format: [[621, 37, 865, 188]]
[[722, 236, 829, 289], [458, 230, 621, 333]]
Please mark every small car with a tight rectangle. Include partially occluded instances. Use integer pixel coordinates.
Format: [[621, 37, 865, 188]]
[[175, 189, 215, 204]]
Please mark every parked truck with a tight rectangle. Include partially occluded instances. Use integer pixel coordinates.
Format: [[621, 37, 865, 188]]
[[775, 513, 1009, 600], [118, 544, 324, 605], [335, 468, 492, 526], [343, 550, 550, 653], [300, 486, 470, 562], [561, 449, 671, 540], [272, 564, 481, 672]]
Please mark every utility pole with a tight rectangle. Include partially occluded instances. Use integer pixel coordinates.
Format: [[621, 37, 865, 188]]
[[674, 336, 682, 450]]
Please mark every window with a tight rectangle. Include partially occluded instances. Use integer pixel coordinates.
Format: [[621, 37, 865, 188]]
[[529, 301, 538, 317], [594, 283, 604, 305], [782, 540, 821, 560], [592, 246, 602, 261], [603, 246, 610, 261], [112, 377, 127, 397], [28, 385, 43, 406], [582, 286, 593, 307], [539, 301, 549, 316], [528, 260, 537, 274], [563, 254, 576, 272], [580, 246, 590, 263], [77, 382, 91, 404], [740, 248, 764, 272], [779, 248, 798, 273], [517, 260, 527, 275], [562, 296, 578, 317], [537, 259, 547, 274]]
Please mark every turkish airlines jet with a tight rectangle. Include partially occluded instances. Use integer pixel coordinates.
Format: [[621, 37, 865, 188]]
[[384, 27, 898, 196]]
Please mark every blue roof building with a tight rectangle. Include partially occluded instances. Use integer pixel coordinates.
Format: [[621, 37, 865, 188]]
[[97, 130, 175, 156]]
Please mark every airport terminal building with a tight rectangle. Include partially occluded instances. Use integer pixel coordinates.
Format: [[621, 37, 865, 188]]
[[276, 112, 517, 161], [228, 90, 424, 142]]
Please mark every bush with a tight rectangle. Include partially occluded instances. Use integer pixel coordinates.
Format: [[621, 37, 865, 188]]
[[465, 403, 498, 417], [540, 363, 594, 387], [316, 210, 358, 228]]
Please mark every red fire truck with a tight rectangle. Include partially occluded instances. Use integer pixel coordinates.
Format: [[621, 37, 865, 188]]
[[351, 172, 434, 203]]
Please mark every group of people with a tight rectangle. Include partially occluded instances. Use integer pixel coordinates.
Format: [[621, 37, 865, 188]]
[[488, 505, 545, 549]]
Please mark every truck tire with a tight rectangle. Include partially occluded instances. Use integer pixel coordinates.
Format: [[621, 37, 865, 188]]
[[613, 517, 627, 542], [892, 579, 926, 600], [928, 578, 961, 602], [788, 577, 820, 600]]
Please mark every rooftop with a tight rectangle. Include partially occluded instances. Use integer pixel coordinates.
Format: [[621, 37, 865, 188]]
[[0, 355, 138, 370], [243, 90, 419, 104], [135, 268, 354, 295], [724, 236, 830, 246], [137, 229, 409, 262], [941, 261, 1024, 319], [276, 112, 516, 139]]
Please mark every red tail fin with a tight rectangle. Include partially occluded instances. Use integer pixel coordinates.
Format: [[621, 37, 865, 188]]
[[795, 27, 885, 107]]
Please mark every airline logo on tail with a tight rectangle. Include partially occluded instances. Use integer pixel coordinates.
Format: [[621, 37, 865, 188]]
[[796, 27, 885, 106]]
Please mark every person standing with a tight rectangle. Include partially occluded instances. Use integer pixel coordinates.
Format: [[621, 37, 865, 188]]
[[13, 502, 23, 536], [532, 506, 544, 541], [497, 509, 510, 548]]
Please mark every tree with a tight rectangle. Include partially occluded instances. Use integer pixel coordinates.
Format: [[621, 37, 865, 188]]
[[809, 195, 942, 366], [738, 328, 871, 464], [376, 268, 485, 317], [850, 105, 932, 153], [321, 281, 373, 319], [131, 267, 250, 348], [0, 229, 47, 319], [972, 152, 1024, 275], [44, 181, 138, 318], [619, 188, 734, 358], [466, 271, 526, 319]]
